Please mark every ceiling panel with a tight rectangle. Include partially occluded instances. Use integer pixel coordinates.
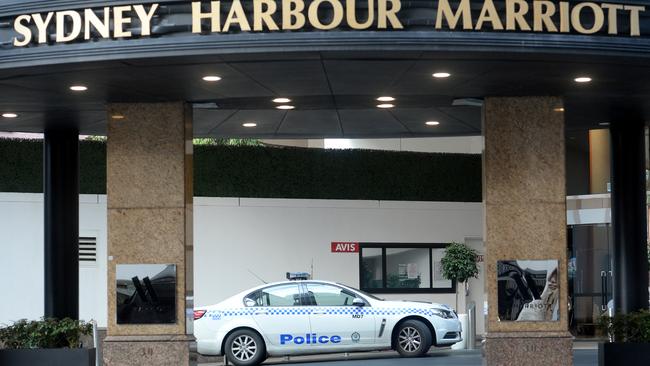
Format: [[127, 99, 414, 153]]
[[1, 50, 648, 138], [229, 61, 331, 97], [339, 109, 407, 136], [211, 110, 286, 137], [324, 60, 416, 96], [277, 110, 341, 137]]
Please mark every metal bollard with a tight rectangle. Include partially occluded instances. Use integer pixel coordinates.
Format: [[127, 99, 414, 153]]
[[467, 301, 476, 350], [91, 320, 99, 366]]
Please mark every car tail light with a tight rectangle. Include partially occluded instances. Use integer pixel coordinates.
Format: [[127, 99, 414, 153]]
[[194, 310, 207, 320]]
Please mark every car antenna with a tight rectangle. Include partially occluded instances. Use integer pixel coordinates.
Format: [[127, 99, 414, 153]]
[[248, 269, 268, 284]]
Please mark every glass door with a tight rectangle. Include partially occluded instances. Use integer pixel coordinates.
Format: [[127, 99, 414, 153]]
[[568, 224, 613, 338]]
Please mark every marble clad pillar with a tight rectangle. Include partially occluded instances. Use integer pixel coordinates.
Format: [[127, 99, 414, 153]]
[[483, 97, 572, 366], [103, 103, 194, 366]]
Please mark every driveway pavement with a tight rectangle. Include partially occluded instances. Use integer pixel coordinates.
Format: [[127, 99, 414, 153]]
[[195, 349, 598, 366]]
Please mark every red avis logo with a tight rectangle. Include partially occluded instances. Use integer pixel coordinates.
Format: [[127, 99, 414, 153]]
[[331, 242, 359, 253]]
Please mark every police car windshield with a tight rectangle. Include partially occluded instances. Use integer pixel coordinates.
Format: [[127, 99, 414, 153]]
[[336, 283, 384, 301]]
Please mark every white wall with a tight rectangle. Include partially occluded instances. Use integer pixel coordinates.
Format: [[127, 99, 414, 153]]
[[0, 194, 483, 330], [194, 198, 483, 311], [0, 194, 107, 327]]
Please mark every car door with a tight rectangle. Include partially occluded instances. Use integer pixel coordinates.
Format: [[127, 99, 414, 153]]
[[247, 283, 310, 351], [303, 283, 376, 351]]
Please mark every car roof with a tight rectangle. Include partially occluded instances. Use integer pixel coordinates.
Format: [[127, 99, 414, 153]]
[[242, 279, 344, 293]]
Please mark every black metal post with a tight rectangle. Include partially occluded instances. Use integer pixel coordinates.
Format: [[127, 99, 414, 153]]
[[610, 120, 649, 314], [44, 129, 79, 319]]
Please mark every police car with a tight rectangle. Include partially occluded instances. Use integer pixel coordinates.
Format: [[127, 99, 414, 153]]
[[194, 280, 462, 366]]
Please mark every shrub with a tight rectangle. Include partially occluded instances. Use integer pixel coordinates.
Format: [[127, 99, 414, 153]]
[[600, 310, 650, 343], [0, 318, 92, 349], [440, 242, 479, 283]]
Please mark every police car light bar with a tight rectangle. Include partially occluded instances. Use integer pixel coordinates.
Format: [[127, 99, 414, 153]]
[[286, 272, 311, 281]]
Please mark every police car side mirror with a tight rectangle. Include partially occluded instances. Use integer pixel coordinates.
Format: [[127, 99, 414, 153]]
[[352, 298, 365, 307], [244, 298, 257, 307]]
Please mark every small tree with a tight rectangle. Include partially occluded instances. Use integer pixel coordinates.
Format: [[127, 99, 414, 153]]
[[441, 242, 479, 312]]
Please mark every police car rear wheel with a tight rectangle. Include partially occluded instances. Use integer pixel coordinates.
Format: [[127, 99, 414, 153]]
[[225, 329, 266, 366], [395, 320, 432, 357]]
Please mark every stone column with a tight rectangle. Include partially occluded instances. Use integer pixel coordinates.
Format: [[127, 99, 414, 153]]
[[103, 103, 194, 366], [483, 97, 572, 366]]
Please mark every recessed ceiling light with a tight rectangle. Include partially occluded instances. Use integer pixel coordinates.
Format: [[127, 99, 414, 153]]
[[2, 113, 18, 118], [111, 115, 125, 120], [202, 75, 222, 82], [377, 104, 394, 109], [273, 98, 292, 103], [70, 85, 88, 91], [425, 121, 440, 126], [574, 76, 592, 83], [432, 72, 451, 78], [554, 107, 565, 112], [377, 96, 395, 102], [277, 105, 295, 110], [243, 122, 257, 128], [599, 122, 610, 126]]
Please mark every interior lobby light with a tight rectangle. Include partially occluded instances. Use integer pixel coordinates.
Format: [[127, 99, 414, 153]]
[[111, 115, 125, 120], [2, 113, 18, 118], [377, 96, 395, 102], [377, 104, 394, 109], [70, 85, 88, 91], [425, 121, 440, 126], [273, 98, 291, 103], [242, 122, 257, 128], [432, 72, 451, 78], [574, 76, 592, 83], [202, 75, 222, 82], [554, 107, 565, 112], [277, 105, 295, 110]]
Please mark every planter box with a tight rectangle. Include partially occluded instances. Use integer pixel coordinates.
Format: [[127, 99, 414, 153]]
[[599, 342, 650, 365], [0, 348, 95, 366]]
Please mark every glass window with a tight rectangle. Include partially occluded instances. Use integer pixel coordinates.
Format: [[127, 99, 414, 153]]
[[386, 248, 431, 289], [246, 284, 301, 307], [361, 247, 383, 289], [359, 244, 455, 294], [305, 283, 357, 306]]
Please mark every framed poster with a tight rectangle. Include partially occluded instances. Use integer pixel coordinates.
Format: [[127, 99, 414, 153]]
[[116, 264, 176, 324], [497, 260, 559, 322]]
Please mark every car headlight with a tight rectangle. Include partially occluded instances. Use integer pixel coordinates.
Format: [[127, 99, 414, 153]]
[[430, 308, 455, 319]]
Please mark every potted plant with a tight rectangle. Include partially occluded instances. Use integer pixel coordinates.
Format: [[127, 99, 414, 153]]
[[598, 310, 650, 365], [0, 318, 95, 366], [440, 242, 479, 312]]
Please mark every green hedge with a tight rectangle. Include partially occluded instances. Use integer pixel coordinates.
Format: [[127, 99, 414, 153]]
[[195, 145, 481, 201], [0, 140, 482, 202], [0, 139, 106, 194]]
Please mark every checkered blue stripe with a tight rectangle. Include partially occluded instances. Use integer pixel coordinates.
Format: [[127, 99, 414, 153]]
[[209, 307, 436, 318]]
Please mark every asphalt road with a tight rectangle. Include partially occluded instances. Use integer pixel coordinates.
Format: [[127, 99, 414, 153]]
[[197, 350, 598, 366]]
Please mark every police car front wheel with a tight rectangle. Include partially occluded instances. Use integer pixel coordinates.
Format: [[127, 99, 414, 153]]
[[225, 329, 266, 366], [394, 320, 433, 357]]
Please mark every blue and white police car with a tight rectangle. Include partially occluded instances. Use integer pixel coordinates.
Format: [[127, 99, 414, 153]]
[[194, 280, 462, 366]]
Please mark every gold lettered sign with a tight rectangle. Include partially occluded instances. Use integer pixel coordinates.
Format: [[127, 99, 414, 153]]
[[8, 0, 648, 47]]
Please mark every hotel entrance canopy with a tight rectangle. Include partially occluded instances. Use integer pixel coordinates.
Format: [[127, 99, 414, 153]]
[[0, 0, 649, 138]]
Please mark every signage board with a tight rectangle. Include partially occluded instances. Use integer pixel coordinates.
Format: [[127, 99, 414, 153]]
[[497, 259, 559, 322], [116, 263, 176, 324], [331, 242, 360, 253], [3, 0, 649, 49]]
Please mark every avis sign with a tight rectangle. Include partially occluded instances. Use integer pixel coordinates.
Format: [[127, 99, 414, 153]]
[[331, 242, 359, 253]]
